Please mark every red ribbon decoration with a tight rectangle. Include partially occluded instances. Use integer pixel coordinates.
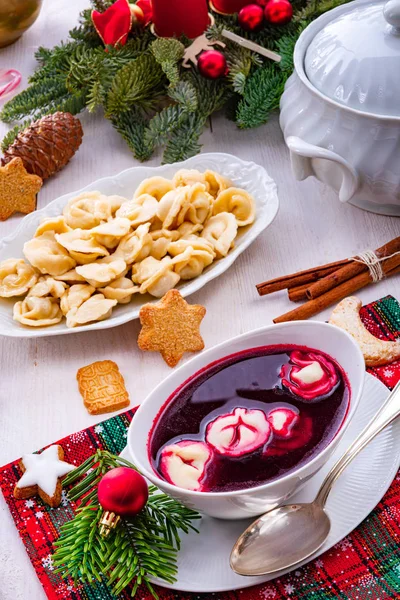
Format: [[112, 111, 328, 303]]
[[136, 0, 153, 25], [91, 0, 133, 47]]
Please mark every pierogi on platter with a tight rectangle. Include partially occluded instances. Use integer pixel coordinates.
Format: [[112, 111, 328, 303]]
[[0, 168, 256, 329]]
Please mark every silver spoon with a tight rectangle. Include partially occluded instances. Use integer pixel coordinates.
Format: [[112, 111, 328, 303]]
[[230, 380, 400, 576]]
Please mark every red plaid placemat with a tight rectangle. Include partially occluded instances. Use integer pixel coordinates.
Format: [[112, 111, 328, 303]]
[[1, 295, 400, 600]]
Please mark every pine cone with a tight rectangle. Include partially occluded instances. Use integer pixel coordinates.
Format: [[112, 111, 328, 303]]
[[1, 112, 83, 180]]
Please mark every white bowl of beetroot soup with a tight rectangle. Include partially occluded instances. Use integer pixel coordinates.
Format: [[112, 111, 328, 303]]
[[128, 321, 365, 519]]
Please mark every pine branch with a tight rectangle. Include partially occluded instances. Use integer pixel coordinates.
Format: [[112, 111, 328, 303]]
[[105, 53, 165, 115], [0, 79, 69, 122], [110, 108, 154, 161], [53, 451, 200, 599], [235, 64, 288, 129], [163, 113, 206, 164], [294, 0, 352, 21], [1, 122, 28, 152], [168, 81, 198, 112], [151, 38, 185, 86]]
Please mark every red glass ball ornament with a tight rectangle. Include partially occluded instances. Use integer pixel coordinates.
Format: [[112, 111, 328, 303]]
[[238, 4, 264, 31], [98, 467, 148, 516], [264, 0, 293, 25], [197, 50, 228, 79], [256, 0, 269, 6]]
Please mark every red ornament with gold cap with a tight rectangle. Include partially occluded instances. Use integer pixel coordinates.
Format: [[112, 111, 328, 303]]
[[264, 0, 293, 24], [238, 4, 265, 31], [98, 467, 148, 536], [197, 49, 228, 79]]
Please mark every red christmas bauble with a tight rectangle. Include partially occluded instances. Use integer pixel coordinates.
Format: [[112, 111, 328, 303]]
[[264, 0, 293, 24], [238, 4, 264, 31], [197, 50, 228, 79], [255, 0, 269, 6], [98, 467, 148, 517]]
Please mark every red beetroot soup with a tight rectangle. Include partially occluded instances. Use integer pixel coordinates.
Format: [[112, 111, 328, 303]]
[[149, 345, 350, 493]]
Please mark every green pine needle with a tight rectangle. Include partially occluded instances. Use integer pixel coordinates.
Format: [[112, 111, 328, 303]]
[[110, 108, 154, 162], [53, 451, 200, 599]]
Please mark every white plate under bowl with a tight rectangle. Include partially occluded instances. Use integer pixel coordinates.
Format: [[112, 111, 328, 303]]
[[122, 373, 400, 593], [0, 153, 278, 337]]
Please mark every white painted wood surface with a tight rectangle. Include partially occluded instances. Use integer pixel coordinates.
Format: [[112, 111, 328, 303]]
[[0, 1, 399, 598]]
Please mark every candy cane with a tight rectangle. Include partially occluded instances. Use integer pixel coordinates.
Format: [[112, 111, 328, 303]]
[[0, 70, 22, 99]]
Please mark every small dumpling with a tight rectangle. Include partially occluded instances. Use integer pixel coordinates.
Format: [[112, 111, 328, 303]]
[[134, 176, 174, 201], [63, 191, 108, 229], [90, 218, 132, 249], [177, 222, 203, 238], [177, 183, 213, 226], [13, 297, 63, 327], [157, 187, 190, 229], [100, 277, 139, 304], [150, 229, 180, 242], [66, 293, 117, 328], [132, 256, 180, 298], [113, 223, 152, 264], [169, 241, 214, 280], [76, 259, 127, 287], [201, 212, 238, 258], [27, 276, 68, 299], [34, 216, 71, 237], [204, 170, 232, 198], [0, 258, 38, 298], [213, 187, 255, 227], [116, 194, 158, 226], [173, 169, 208, 189], [60, 283, 95, 315], [53, 268, 86, 284], [23, 232, 76, 277], [149, 237, 171, 260], [55, 229, 109, 264]]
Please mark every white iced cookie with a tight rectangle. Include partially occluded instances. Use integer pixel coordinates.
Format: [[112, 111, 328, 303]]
[[13, 297, 63, 327], [213, 187, 256, 227], [292, 361, 325, 384], [113, 223, 152, 264], [0, 258, 38, 297], [34, 215, 71, 237], [159, 440, 212, 491], [23, 232, 76, 277], [27, 276, 68, 300], [132, 256, 180, 297], [134, 176, 174, 201], [204, 170, 232, 198], [329, 296, 400, 367], [60, 284, 95, 315], [100, 277, 139, 304], [116, 194, 158, 226], [177, 183, 213, 226], [201, 212, 238, 258], [66, 293, 118, 328], [76, 259, 127, 287], [15, 445, 75, 500], [90, 218, 132, 249]]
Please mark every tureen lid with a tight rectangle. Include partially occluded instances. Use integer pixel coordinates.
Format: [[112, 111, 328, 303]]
[[304, 0, 400, 117]]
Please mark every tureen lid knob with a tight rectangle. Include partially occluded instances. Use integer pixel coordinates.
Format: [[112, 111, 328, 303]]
[[384, 0, 400, 31]]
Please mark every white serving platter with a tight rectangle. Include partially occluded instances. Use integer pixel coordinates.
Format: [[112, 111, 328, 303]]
[[0, 153, 279, 337], [122, 374, 400, 593]]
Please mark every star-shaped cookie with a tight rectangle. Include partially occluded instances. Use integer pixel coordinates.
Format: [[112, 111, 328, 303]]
[[138, 289, 206, 367], [14, 445, 75, 507], [0, 157, 42, 220]]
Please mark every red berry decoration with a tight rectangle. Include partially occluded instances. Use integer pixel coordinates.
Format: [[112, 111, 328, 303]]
[[98, 467, 148, 517], [264, 0, 293, 25], [238, 4, 264, 31], [197, 50, 228, 80]]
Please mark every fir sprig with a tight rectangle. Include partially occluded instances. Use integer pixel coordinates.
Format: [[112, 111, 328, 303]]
[[0, 0, 353, 161], [53, 450, 200, 599]]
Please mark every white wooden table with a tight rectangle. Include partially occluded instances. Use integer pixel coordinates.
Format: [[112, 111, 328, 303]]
[[0, 1, 399, 598]]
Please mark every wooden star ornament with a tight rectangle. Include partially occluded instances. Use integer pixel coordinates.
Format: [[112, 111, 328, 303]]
[[138, 289, 206, 367], [0, 157, 42, 220]]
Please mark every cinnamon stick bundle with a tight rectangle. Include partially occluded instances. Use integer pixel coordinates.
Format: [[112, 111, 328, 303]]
[[273, 256, 400, 324], [305, 237, 400, 300]]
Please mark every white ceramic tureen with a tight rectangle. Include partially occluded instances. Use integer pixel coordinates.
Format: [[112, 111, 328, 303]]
[[280, 0, 400, 215]]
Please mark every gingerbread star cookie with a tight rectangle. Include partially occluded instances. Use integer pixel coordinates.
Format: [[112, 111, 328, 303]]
[[14, 445, 75, 508], [138, 289, 206, 367], [0, 157, 42, 220], [77, 359, 130, 415]]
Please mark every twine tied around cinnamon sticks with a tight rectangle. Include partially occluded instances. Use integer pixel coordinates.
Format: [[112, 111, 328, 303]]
[[256, 237, 400, 323]]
